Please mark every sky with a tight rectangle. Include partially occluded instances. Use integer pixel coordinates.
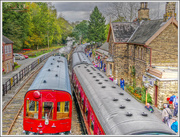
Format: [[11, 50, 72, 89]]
[[52, 1, 179, 23]]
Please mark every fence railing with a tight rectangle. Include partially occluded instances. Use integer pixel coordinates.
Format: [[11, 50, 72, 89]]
[[2, 49, 59, 96]]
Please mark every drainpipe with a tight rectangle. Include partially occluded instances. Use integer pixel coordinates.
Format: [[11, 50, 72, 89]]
[[144, 45, 152, 67]]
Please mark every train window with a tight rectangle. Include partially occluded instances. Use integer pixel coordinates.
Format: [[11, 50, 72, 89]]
[[90, 120, 94, 135], [42, 102, 54, 120], [57, 101, 69, 119], [26, 100, 39, 119], [81, 98, 84, 109], [64, 101, 69, 112]]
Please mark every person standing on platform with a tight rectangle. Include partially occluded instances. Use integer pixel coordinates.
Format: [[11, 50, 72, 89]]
[[173, 95, 178, 117], [114, 78, 118, 85], [162, 104, 173, 127], [120, 78, 125, 90], [100, 60, 103, 70]]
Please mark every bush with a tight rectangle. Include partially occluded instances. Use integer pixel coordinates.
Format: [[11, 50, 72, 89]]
[[133, 78, 136, 88], [141, 92, 152, 104], [134, 87, 142, 95], [128, 86, 134, 94], [14, 62, 18, 67]]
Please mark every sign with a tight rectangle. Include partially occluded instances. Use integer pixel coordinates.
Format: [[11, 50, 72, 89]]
[[143, 75, 156, 87]]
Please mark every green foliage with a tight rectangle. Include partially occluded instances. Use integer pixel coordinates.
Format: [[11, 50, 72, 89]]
[[133, 78, 136, 88], [3, 2, 72, 51], [88, 6, 106, 43], [131, 66, 135, 76], [14, 62, 18, 67], [141, 93, 152, 104], [72, 20, 88, 43], [134, 87, 142, 95], [127, 86, 134, 94], [105, 24, 110, 42]]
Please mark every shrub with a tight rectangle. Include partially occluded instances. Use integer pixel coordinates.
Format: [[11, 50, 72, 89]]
[[128, 86, 134, 94], [14, 62, 18, 67], [134, 87, 142, 95], [133, 78, 136, 88], [141, 92, 152, 104]]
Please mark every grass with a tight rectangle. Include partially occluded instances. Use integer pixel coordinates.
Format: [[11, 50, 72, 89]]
[[14, 65, 21, 70], [25, 45, 64, 58]]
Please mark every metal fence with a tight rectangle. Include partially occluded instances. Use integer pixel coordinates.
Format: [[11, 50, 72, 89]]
[[2, 49, 59, 96]]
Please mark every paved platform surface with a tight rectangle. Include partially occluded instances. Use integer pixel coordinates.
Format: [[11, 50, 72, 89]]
[[2, 53, 49, 84], [88, 55, 178, 134]]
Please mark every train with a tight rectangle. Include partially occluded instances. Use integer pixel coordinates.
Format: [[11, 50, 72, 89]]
[[23, 56, 72, 135], [71, 44, 176, 135]]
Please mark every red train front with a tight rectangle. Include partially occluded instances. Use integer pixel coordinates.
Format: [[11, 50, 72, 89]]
[[23, 56, 72, 135]]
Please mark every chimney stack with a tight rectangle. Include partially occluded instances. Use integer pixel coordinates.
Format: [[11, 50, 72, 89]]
[[163, 2, 176, 21], [138, 2, 149, 21]]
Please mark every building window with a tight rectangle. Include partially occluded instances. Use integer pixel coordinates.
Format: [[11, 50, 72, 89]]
[[141, 48, 143, 60], [139, 47, 141, 59]]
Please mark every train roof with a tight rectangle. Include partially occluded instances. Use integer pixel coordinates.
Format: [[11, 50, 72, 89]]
[[73, 64, 175, 135], [59, 46, 72, 54], [72, 52, 92, 68], [73, 44, 88, 53], [27, 56, 71, 95]]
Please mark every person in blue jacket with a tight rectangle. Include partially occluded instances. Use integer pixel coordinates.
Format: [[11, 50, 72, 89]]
[[171, 117, 178, 133], [120, 78, 125, 90]]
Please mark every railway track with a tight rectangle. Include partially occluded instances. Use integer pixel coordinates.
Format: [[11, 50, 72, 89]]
[[2, 61, 45, 135], [2, 58, 83, 135]]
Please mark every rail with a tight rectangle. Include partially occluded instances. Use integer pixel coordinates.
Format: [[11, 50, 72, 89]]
[[2, 49, 59, 96]]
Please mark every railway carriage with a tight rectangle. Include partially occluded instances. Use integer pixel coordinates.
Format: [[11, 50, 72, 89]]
[[23, 56, 72, 135], [71, 44, 176, 135]]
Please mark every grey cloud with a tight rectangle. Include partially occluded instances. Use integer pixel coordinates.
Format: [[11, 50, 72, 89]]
[[53, 2, 178, 23]]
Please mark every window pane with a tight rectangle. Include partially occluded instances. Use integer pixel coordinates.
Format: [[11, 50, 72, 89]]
[[36, 101, 39, 111], [29, 100, 35, 111], [57, 102, 60, 112], [26, 100, 38, 118], [42, 102, 53, 119], [64, 101, 69, 112]]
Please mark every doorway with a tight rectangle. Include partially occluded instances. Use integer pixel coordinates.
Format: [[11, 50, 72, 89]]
[[155, 85, 158, 107]]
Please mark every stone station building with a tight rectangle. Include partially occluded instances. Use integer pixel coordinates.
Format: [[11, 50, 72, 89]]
[[106, 2, 178, 109]]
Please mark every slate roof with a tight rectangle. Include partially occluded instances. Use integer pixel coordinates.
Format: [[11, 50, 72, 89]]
[[96, 42, 109, 56], [128, 19, 164, 44], [2, 35, 14, 44], [112, 21, 139, 42]]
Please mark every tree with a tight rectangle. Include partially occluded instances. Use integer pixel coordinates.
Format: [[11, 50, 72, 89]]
[[3, 2, 72, 51], [88, 6, 106, 43], [72, 20, 88, 43], [105, 2, 138, 22]]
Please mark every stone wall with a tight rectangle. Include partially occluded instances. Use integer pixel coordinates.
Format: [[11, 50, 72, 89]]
[[127, 44, 149, 87], [3, 59, 13, 73], [147, 75, 178, 109], [149, 23, 178, 67], [114, 43, 128, 84]]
